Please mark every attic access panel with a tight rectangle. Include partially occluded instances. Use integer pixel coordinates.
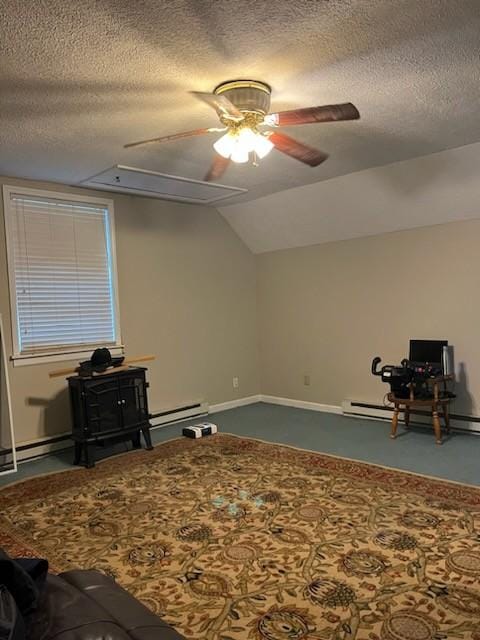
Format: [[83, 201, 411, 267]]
[[79, 166, 247, 204]]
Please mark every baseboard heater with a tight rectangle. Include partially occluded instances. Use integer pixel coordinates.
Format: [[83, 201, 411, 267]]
[[12, 401, 209, 463], [12, 434, 72, 463], [149, 401, 208, 428], [342, 399, 480, 434]]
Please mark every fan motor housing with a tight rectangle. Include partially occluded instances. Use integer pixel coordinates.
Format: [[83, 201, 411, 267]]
[[214, 80, 271, 117]]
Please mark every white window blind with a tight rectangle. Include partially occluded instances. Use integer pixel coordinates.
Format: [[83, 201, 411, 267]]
[[4, 188, 120, 358]]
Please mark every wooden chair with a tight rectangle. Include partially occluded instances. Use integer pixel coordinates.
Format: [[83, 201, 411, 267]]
[[388, 375, 454, 444]]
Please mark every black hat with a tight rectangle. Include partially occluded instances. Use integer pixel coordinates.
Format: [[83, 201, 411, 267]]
[[78, 347, 113, 376], [90, 347, 112, 368]]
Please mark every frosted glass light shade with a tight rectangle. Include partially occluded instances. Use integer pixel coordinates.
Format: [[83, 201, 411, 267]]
[[254, 134, 274, 159], [237, 128, 257, 152], [230, 142, 249, 163], [213, 133, 236, 158], [213, 128, 273, 163]]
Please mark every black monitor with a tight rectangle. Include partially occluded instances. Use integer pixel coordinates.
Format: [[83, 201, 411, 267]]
[[409, 339, 447, 365]]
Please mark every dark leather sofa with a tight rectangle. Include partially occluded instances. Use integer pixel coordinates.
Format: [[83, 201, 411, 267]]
[[29, 569, 185, 640]]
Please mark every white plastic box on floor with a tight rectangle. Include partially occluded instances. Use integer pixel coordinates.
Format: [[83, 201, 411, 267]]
[[182, 423, 218, 438]]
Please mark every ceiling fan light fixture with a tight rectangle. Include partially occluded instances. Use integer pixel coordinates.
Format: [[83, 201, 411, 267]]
[[237, 127, 257, 152], [253, 133, 274, 159], [230, 141, 249, 163], [213, 132, 236, 158], [213, 127, 273, 164], [125, 78, 360, 182], [213, 127, 256, 163]]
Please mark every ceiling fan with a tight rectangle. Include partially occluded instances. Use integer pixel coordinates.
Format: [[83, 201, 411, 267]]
[[124, 80, 360, 182]]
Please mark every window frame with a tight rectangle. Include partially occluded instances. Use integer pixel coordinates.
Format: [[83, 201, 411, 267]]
[[2, 185, 123, 366]]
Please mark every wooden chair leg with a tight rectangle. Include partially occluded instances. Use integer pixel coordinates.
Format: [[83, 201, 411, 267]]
[[404, 407, 410, 427], [391, 405, 400, 439], [432, 405, 442, 445], [442, 403, 451, 434]]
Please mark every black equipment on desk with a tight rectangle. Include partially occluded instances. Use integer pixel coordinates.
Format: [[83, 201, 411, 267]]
[[409, 340, 447, 367], [371, 357, 412, 398], [371, 339, 454, 400]]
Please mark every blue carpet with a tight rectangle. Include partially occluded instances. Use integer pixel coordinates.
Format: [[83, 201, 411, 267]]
[[1, 402, 479, 487]]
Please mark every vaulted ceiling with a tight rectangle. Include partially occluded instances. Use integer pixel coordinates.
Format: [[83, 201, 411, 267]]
[[1, 1, 480, 217]]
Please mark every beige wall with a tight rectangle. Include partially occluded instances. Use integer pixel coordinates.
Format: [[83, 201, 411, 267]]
[[2, 174, 479, 447], [0, 176, 259, 445], [257, 219, 480, 416]]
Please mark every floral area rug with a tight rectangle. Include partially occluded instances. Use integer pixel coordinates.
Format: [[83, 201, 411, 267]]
[[1, 434, 480, 640]]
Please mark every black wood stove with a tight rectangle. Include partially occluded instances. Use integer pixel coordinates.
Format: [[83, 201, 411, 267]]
[[68, 366, 153, 468]]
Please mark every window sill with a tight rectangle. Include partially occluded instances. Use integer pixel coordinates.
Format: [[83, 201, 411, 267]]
[[12, 346, 125, 367]]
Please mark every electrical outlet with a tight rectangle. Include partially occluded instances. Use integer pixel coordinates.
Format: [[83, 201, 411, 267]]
[[233, 377, 239, 389], [303, 374, 310, 386]]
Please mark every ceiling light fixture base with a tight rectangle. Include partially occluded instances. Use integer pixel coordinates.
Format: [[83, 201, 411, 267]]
[[214, 79, 272, 117]]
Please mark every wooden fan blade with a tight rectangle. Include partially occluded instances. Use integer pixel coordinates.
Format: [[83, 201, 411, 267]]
[[124, 128, 223, 149], [204, 155, 231, 182], [268, 103, 360, 127], [269, 132, 328, 167], [191, 92, 243, 121]]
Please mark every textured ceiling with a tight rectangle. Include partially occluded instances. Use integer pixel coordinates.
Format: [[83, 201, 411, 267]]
[[1, 0, 480, 205]]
